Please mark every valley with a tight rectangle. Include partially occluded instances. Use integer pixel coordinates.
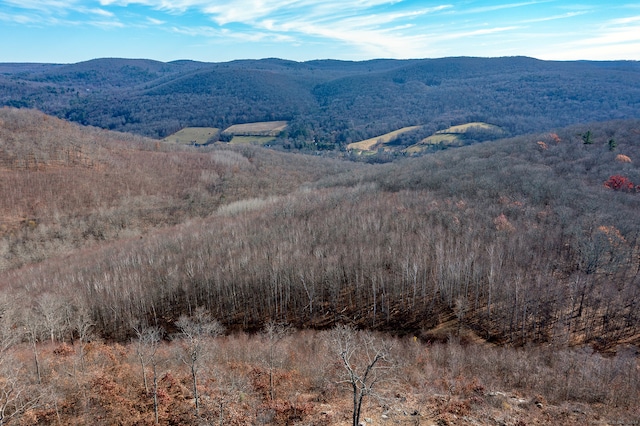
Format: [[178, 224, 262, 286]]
[[0, 55, 639, 425]]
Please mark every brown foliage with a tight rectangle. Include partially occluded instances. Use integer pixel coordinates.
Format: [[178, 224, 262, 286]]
[[0, 331, 633, 425]]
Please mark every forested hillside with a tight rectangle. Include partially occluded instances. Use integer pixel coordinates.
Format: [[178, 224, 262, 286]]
[[0, 108, 639, 424], [1, 57, 639, 154], [1, 107, 639, 346]]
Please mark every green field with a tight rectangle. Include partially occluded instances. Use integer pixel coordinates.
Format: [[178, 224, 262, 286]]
[[223, 121, 288, 137], [404, 122, 502, 154], [162, 127, 219, 145], [347, 126, 422, 151], [404, 134, 460, 154]]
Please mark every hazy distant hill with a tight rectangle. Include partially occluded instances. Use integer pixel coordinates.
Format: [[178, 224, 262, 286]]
[[1, 57, 639, 153]]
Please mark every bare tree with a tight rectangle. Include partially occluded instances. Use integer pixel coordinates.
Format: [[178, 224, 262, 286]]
[[176, 307, 224, 417], [23, 308, 44, 384], [0, 356, 41, 426], [69, 305, 94, 373], [134, 325, 163, 424], [262, 320, 291, 401], [330, 324, 393, 426], [36, 293, 66, 344], [0, 296, 18, 357]]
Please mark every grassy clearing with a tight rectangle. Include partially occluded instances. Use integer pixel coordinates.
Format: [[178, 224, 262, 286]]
[[403, 134, 461, 154], [223, 121, 288, 136], [162, 127, 219, 145], [347, 125, 422, 151], [404, 122, 501, 153], [436, 121, 501, 134], [421, 133, 461, 145]]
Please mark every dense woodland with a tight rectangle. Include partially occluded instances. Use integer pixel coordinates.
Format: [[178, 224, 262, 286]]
[[1, 57, 640, 154], [0, 106, 638, 424]]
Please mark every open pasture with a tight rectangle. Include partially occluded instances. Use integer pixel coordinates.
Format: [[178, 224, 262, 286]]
[[162, 127, 219, 145], [405, 121, 502, 153], [222, 120, 288, 136], [347, 125, 422, 151]]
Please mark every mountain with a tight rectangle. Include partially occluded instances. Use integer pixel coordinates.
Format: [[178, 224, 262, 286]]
[[1, 57, 639, 152]]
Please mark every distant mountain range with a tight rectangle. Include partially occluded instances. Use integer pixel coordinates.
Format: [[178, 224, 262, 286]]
[[1, 57, 639, 154]]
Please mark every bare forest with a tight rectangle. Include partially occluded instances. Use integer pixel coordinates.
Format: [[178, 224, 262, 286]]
[[0, 107, 639, 424]]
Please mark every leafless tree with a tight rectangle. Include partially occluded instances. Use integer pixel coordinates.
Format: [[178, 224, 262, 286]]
[[69, 305, 94, 373], [134, 325, 163, 424], [23, 308, 44, 384], [0, 356, 41, 426], [262, 320, 291, 401], [36, 293, 66, 344], [176, 307, 224, 417], [330, 324, 393, 426], [0, 296, 18, 358]]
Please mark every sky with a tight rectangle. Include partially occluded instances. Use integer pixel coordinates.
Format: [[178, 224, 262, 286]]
[[0, 0, 639, 63]]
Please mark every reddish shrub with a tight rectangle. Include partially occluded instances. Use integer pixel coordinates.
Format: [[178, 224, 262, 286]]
[[604, 175, 635, 192]]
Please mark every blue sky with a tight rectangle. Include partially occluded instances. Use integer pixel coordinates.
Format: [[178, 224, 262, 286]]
[[1, 0, 639, 63]]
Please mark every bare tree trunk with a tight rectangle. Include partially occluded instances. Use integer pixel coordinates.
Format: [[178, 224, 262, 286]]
[[331, 325, 392, 426], [32, 339, 42, 385], [191, 362, 199, 416], [177, 307, 224, 419], [153, 360, 159, 424]]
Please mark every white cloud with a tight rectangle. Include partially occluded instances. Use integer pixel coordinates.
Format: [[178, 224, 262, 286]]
[[434, 26, 521, 41], [88, 19, 125, 28], [2, 0, 639, 60], [609, 15, 640, 25], [532, 13, 640, 60], [81, 7, 115, 18], [520, 11, 586, 23], [146, 16, 165, 25], [461, 1, 551, 15], [1, 0, 79, 11], [0, 11, 36, 24], [100, 0, 447, 58], [539, 42, 640, 60]]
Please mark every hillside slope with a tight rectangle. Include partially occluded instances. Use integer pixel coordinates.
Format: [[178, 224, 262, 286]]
[[0, 109, 638, 425], [1, 57, 639, 152], [1, 108, 638, 351], [0, 107, 357, 271]]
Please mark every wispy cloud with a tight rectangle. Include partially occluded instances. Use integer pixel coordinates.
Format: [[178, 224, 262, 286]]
[[87, 19, 124, 28], [0, 10, 37, 24], [1, 0, 639, 61], [609, 15, 640, 25], [79, 7, 115, 18], [146, 16, 165, 25], [534, 12, 640, 60], [520, 11, 586, 23], [461, 1, 551, 15], [1, 0, 79, 12], [97, 0, 452, 57]]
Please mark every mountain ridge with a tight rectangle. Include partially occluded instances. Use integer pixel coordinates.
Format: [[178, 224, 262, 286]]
[[2, 56, 638, 151]]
